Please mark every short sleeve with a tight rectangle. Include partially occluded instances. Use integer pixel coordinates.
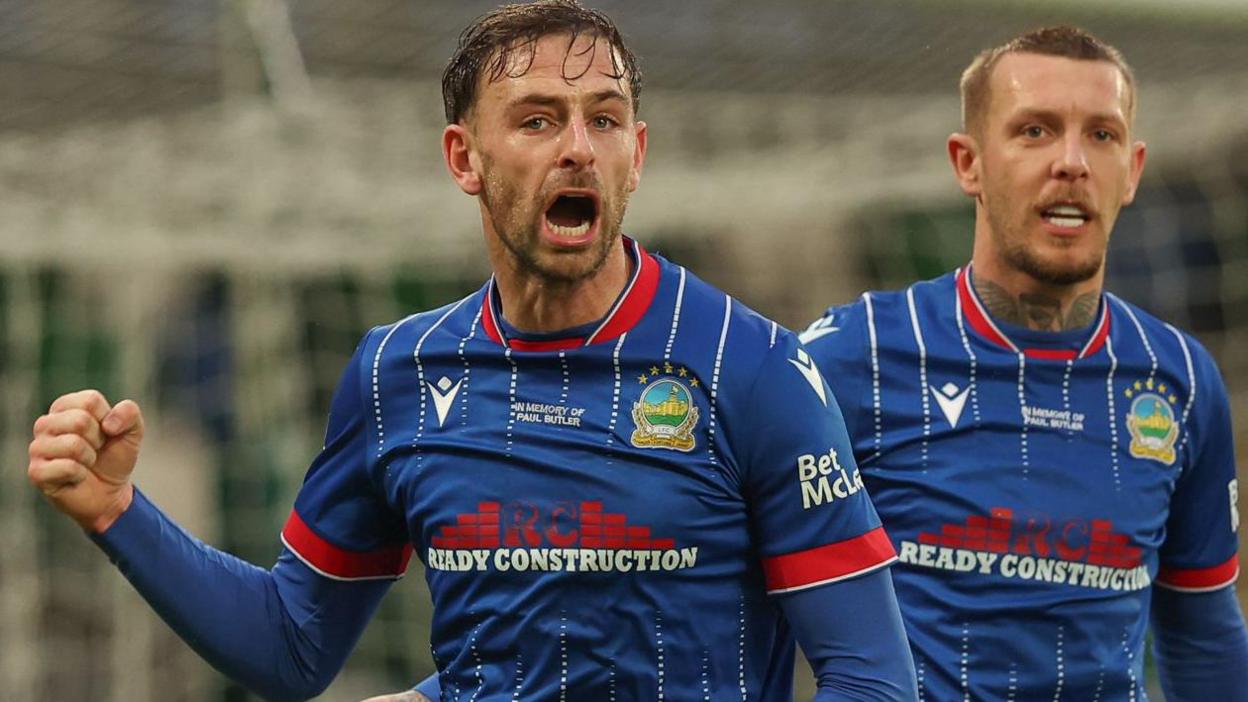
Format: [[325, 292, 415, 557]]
[[1156, 349, 1240, 592], [739, 333, 895, 595], [281, 335, 413, 580]]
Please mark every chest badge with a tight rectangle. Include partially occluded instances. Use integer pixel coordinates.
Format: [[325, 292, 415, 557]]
[[631, 364, 700, 452], [1124, 379, 1179, 465]]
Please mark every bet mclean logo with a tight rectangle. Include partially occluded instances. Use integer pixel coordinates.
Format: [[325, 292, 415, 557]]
[[897, 507, 1150, 592], [426, 501, 698, 574], [797, 447, 864, 510]]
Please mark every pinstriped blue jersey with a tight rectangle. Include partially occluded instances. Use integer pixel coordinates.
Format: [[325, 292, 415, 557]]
[[280, 240, 895, 700], [802, 266, 1240, 701]]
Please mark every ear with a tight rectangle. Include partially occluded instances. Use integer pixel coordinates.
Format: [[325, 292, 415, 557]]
[[1121, 140, 1147, 206], [443, 123, 482, 196], [628, 120, 648, 192], [947, 132, 982, 198]]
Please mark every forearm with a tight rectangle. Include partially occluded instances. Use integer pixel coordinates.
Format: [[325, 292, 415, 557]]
[[781, 568, 918, 701], [1151, 585, 1248, 702], [92, 488, 390, 701]]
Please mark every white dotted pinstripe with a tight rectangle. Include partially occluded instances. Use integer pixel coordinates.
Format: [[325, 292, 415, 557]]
[[907, 286, 931, 469], [1105, 336, 1122, 489], [663, 266, 687, 362]]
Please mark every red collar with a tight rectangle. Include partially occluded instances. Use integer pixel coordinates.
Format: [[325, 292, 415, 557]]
[[481, 238, 660, 351], [956, 265, 1110, 361]]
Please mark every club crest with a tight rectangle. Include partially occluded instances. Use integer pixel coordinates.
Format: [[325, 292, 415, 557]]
[[1123, 379, 1179, 465], [631, 363, 700, 452]]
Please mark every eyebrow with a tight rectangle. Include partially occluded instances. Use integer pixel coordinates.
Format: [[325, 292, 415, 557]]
[[1011, 107, 1127, 128], [508, 89, 630, 110]]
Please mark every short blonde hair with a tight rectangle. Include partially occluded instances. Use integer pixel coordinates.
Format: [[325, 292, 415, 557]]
[[960, 26, 1135, 136]]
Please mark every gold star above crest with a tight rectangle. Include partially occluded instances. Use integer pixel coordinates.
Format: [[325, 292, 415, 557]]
[[637, 374, 649, 385], [690, 378, 700, 387], [1134, 381, 1143, 391], [1158, 383, 1168, 394], [1146, 378, 1155, 390], [1169, 394, 1178, 404], [650, 365, 660, 376], [678, 367, 688, 377], [1125, 388, 1134, 398], [664, 361, 673, 374]]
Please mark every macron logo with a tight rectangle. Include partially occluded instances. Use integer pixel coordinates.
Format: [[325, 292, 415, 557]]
[[788, 348, 828, 407], [428, 376, 464, 427], [930, 382, 970, 428]]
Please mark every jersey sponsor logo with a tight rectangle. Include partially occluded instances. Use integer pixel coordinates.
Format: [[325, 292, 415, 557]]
[[1123, 379, 1179, 465], [798, 314, 840, 344], [426, 500, 698, 574], [631, 363, 700, 452], [897, 507, 1151, 592], [788, 348, 828, 407], [428, 375, 464, 427], [1231, 479, 1240, 533], [930, 382, 971, 428], [797, 447, 863, 509], [511, 401, 587, 428]]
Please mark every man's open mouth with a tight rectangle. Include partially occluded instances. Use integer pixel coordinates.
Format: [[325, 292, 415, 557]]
[[545, 192, 599, 238], [1041, 203, 1091, 228]]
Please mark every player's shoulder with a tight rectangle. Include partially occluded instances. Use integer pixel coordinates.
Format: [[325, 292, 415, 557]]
[[801, 271, 959, 351], [1105, 292, 1220, 373], [655, 254, 788, 348], [362, 285, 488, 367]]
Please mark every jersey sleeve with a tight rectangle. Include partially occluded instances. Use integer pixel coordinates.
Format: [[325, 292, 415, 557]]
[[800, 300, 871, 446], [738, 333, 896, 595], [1156, 345, 1240, 591], [281, 332, 413, 580]]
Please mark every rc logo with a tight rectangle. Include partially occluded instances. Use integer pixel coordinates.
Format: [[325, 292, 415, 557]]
[[631, 362, 700, 452], [426, 501, 699, 574], [1123, 379, 1180, 465], [929, 382, 970, 428]]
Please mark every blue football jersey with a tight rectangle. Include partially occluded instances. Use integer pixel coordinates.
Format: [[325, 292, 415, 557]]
[[280, 240, 895, 700], [803, 266, 1240, 701]]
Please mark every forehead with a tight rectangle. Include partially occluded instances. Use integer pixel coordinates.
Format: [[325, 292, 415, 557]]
[[987, 52, 1131, 124], [479, 32, 629, 106]]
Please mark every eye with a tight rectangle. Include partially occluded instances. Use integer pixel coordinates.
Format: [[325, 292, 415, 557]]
[[1092, 129, 1117, 142], [591, 115, 617, 130], [1021, 125, 1046, 139], [522, 117, 551, 131]]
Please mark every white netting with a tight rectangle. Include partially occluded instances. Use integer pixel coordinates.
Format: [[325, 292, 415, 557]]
[[1, 1, 1245, 700]]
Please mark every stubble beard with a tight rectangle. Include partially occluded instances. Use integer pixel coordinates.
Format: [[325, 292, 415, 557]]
[[984, 187, 1105, 287], [481, 168, 629, 286]]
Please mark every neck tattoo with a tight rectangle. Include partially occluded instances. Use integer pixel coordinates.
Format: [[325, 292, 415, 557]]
[[974, 278, 1100, 332]]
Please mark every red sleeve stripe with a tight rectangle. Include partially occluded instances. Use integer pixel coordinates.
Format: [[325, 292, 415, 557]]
[[763, 527, 898, 594], [1156, 554, 1240, 592], [281, 509, 413, 581]]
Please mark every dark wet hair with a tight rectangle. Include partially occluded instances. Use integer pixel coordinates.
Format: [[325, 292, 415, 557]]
[[442, 0, 642, 124]]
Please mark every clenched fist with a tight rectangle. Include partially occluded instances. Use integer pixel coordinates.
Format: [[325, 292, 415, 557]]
[[27, 389, 144, 533]]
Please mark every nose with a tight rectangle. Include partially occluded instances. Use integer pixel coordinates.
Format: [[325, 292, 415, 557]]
[[557, 119, 595, 170], [1051, 132, 1089, 181]]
